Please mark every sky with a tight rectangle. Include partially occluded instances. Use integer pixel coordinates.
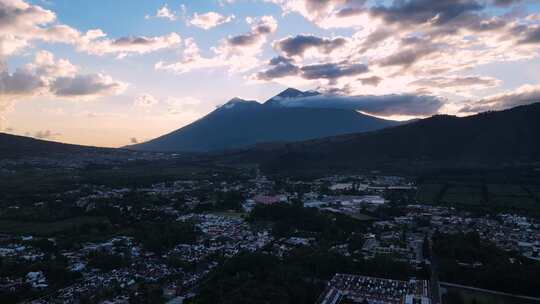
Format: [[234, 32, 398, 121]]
[[1, 0, 540, 147]]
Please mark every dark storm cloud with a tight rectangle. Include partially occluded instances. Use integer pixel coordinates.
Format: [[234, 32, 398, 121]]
[[273, 93, 445, 116], [275, 35, 347, 57]]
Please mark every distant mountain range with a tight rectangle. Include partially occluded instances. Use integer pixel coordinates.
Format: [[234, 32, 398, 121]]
[[3, 94, 539, 174], [235, 102, 540, 173], [129, 88, 403, 152]]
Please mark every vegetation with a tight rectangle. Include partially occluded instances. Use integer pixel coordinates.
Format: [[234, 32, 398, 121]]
[[434, 233, 540, 297], [132, 221, 198, 254], [189, 250, 423, 304], [249, 203, 368, 242]]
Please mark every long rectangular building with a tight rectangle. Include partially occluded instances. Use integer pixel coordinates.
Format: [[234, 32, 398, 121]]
[[317, 274, 431, 304]]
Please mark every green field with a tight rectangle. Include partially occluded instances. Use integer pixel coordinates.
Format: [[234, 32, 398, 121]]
[[0, 216, 110, 236], [417, 181, 540, 215]]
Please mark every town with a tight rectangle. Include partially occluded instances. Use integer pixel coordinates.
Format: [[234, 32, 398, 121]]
[[1, 156, 540, 304]]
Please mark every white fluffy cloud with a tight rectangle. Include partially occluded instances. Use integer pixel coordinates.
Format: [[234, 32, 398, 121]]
[[0, 0, 78, 55], [156, 16, 277, 74], [154, 4, 177, 21], [0, 0, 181, 58], [189, 12, 235, 30], [77, 30, 181, 58], [0, 51, 127, 130]]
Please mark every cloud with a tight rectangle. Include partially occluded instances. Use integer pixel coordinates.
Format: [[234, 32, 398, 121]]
[[300, 62, 368, 80], [189, 12, 235, 30], [378, 45, 439, 69], [0, 62, 45, 96], [492, 0, 522, 6], [370, 0, 484, 26], [358, 76, 382, 86], [410, 76, 500, 89], [33, 129, 60, 139], [274, 34, 347, 58], [518, 25, 540, 44], [134, 94, 159, 107], [460, 84, 540, 113], [271, 93, 445, 116], [255, 57, 300, 80], [51, 74, 127, 98], [0, 51, 127, 129], [130, 137, 138, 144], [254, 58, 368, 83], [0, 0, 78, 55], [267, 0, 368, 28], [0, 0, 181, 58], [156, 16, 277, 74], [78, 31, 181, 58], [224, 15, 277, 49], [154, 4, 177, 21]]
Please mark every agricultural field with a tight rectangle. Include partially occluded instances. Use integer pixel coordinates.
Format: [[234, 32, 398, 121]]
[[417, 181, 540, 216]]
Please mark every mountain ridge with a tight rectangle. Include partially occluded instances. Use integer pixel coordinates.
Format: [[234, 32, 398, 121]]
[[129, 88, 403, 152], [233, 102, 540, 173]]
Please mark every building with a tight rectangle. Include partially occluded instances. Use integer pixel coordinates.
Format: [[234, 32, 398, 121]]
[[318, 274, 431, 304]]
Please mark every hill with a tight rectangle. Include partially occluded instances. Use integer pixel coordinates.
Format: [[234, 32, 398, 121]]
[[129, 88, 402, 152], [0, 132, 114, 158], [234, 102, 540, 173]]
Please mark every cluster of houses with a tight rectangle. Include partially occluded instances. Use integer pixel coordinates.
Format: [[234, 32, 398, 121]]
[[4, 170, 538, 303], [174, 213, 274, 261]]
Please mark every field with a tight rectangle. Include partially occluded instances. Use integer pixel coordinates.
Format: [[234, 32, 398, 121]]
[[0, 216, 110, 236], [416, 167, 540, 216]]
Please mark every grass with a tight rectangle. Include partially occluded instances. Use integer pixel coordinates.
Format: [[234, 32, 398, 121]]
[[417, 180, 540, 215], [0, 216, 110, 236]]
